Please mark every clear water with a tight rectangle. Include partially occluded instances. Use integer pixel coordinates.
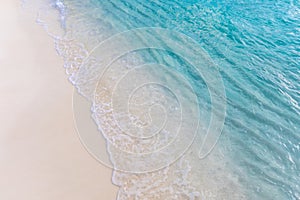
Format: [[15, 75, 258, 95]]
[[26, 0, 300, 199]]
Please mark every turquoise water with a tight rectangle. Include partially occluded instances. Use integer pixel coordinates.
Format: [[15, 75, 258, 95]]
[[31, 0, 300, 199]]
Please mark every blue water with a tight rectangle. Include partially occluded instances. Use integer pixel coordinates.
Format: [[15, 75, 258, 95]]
[[35, 0, 300, 199]]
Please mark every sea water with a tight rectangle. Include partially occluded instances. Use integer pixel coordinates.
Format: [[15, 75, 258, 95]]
[[24, 0, 299, 199]]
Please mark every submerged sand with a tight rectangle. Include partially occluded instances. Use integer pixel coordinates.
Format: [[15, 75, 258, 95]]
[[0, 1, 118, 199]]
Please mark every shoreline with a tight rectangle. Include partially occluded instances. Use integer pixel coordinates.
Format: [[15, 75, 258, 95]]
[[0, 1, 118, 199]]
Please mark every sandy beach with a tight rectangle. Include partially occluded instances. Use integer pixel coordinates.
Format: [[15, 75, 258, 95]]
[[0, 1, 118, 199]]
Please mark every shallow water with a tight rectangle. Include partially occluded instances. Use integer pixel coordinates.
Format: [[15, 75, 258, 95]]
[[25, 0, 299, 199]]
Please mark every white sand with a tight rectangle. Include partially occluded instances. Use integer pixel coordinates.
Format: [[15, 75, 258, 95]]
[[0, 1, 118, 199]]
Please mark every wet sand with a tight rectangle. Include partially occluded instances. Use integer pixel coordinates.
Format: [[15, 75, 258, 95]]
[[0, 1, 118, 199]]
